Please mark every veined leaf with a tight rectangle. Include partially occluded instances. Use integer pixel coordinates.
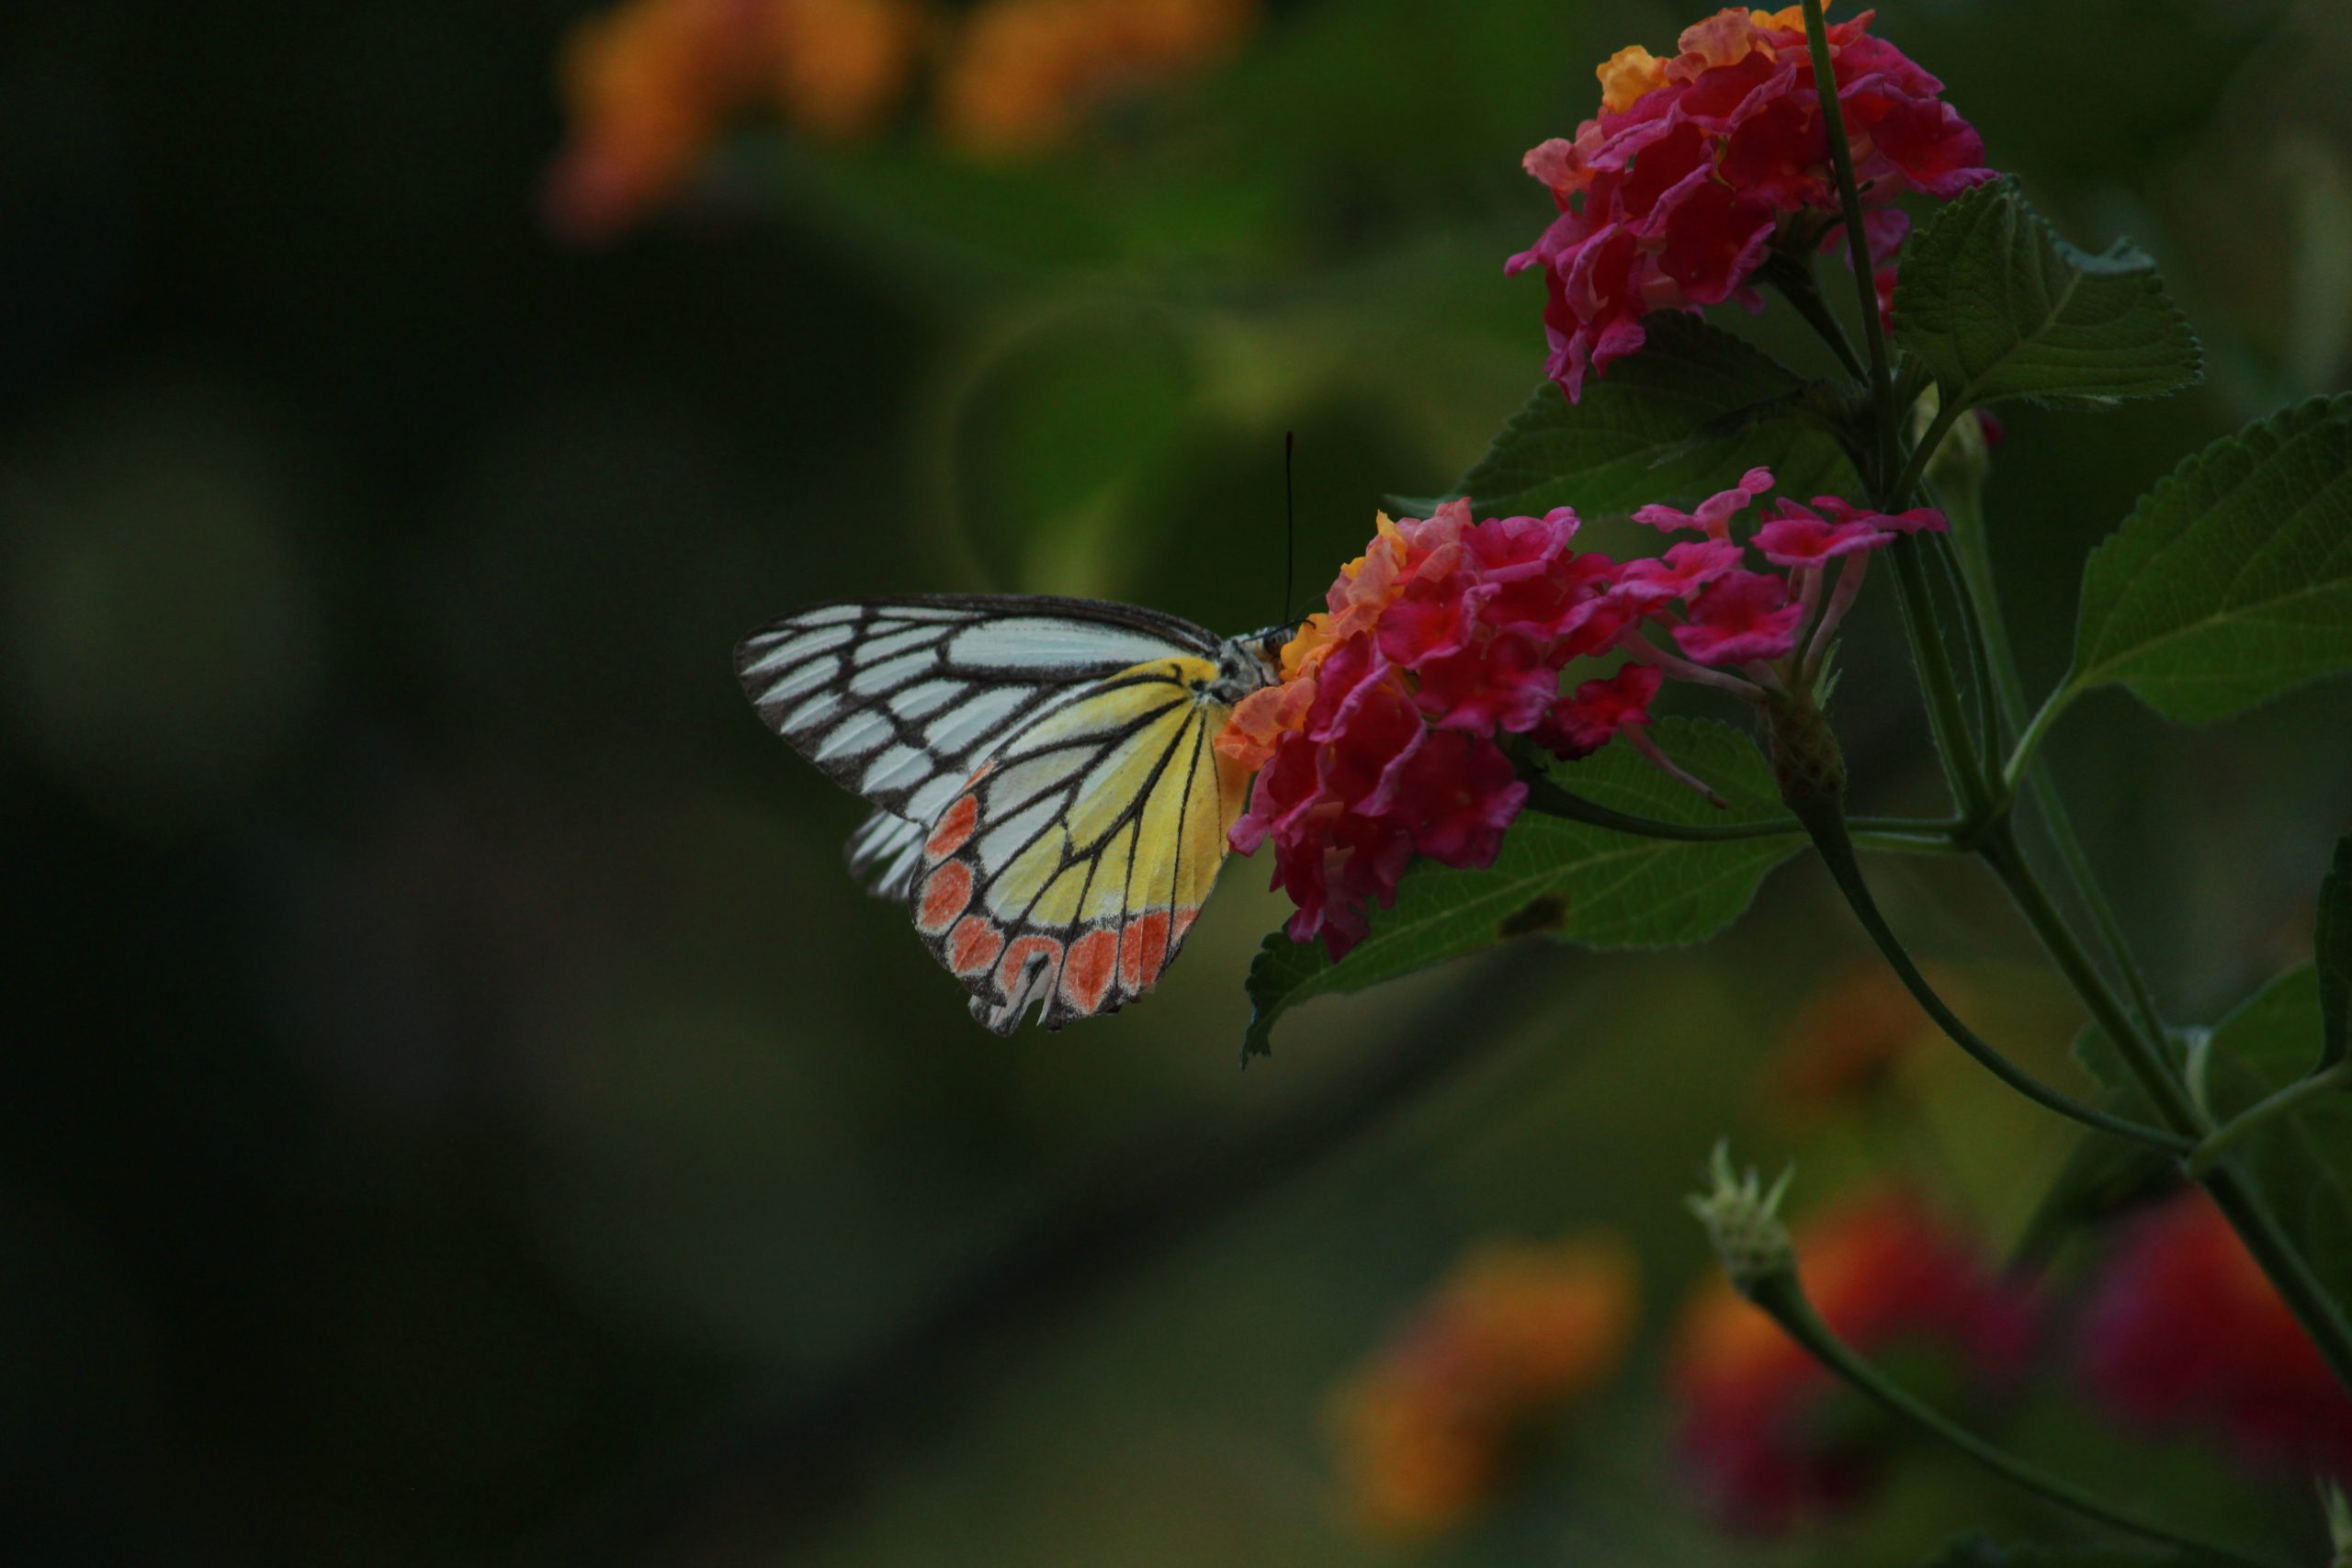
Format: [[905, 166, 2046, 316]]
[[1387, 316, 1857, 522], [1894, 177, 2200, 411], [2065, 394, 2352, 722], [1241, 719, 1799, 1055]]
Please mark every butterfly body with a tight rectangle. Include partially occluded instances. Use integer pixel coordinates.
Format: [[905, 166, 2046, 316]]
[[735, 595, 1289, 1032]]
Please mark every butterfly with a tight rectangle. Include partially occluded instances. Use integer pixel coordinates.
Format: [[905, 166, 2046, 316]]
[[735, 595, 1293, 1033]]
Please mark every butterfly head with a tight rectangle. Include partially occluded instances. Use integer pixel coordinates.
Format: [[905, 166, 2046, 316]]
[[1213, 622, 1298, 703]]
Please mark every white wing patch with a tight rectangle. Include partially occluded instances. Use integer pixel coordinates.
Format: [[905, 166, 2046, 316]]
[[944, 618, 1186, 669]]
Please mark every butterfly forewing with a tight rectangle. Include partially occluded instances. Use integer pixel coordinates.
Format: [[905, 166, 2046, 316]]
[[735, 594, 1221, 827]]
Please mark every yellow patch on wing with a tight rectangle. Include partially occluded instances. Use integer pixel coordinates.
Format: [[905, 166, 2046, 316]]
[[921, 650, 1259, 1031]]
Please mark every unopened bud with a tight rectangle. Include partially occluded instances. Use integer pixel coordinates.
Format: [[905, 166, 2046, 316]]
[[1686, 1142, 1797, 1299], [1761, 687, 1847, 811], [2322, 1480, 2352, 1568]]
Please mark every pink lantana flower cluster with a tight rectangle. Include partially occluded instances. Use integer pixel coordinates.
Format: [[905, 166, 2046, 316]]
[[1509, 5, 1995, 401], [1216, 474, 1943, 957]]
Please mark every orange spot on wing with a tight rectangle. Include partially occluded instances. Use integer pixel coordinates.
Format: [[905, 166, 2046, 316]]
[[1171, 907, 1199, 942], [916, 862, 974, 934], [946, 915, 1003, 977], [995, 935, 1064, 997], [1059, 929, 1118, 1014], [925, 795, 979, 860], [1118, 910, 1171, 991]]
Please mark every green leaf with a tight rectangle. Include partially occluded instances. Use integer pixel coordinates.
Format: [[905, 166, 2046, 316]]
[[1923, 1532, 2194, 1568], [2193, 964, 2352, 1302], [2018, 1029, 2188, 1261], [1388, 315, 1858, 521], [1240, 719, 1799, 1055], [2320, 836, 2351, 1074], [2064, 394, 2352, 722], [2012, 1122, 2177, 1269], [1894, 177, 2200, 411]]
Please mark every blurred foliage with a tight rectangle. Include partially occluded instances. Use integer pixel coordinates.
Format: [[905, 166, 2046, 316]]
[[5, 1, 2352, 1565]]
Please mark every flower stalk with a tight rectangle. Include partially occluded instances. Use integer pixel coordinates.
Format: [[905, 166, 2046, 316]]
[[2184, 1062, 2352, 1179], [1757, 250, 1867, 381], [1741, 1266, 2293, 1568], [1979, 825, 2352, 1396], [1793, 799, 2193, 1154], [1799, 0, 1894, 474]]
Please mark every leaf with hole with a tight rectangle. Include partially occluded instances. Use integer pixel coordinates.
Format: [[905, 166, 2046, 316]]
[[1240, 719, 1799, 1056]]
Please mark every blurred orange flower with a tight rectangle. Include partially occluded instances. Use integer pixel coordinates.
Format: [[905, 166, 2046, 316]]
[[935, 0, 1257, 156], [546, 0, 924, 241], [775, 0, 928, 139], [1670, 1186, 2036, 1529], [1767, 959, 1954, 1115], [1329, 1234, 1638, 1541]]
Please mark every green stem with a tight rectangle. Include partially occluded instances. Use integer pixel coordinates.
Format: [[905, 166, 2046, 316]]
[[2030, 784, 2171, 1046], [1800, 0, 1891, 416], [1927, 530, 2007, 755], [2001, 684, 2075, 795], [2184, 1063, 2352, 1179], [1887, 397, 1965, 509], [1928, 476, 2170, 1046], [1851, 819, 1971, 856], [1977, 827, 2203, 1132], [1748, 1273, 2293, 1568], [1981, 828, 2352, 1397], [1519, 778, 1959, 854], [1799, 804, 2192, 1153], [1888, 536, 1992, 813], [1759, 251, 1867, 381]]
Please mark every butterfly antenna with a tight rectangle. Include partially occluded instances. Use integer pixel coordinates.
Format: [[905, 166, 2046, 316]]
[[1281, 429, 1296, 626]]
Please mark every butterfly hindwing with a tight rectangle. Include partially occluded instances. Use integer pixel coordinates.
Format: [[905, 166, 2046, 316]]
[[905, 655, 1254, 1033], [843, 807, 928, 900]]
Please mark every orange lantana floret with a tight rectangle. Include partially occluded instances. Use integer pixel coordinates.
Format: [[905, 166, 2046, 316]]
[[1214, 510, 1414, 772], [1596, 44, 1667, 114]]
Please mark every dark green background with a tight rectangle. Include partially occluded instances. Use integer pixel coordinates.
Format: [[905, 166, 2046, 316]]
[[6, 1, 2349, 1563]]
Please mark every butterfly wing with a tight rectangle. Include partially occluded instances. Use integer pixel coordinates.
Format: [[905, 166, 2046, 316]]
[[905, 654, 1255, 1033], [736, 596, 1250, 1029], [735, 592, 1223, 889]]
